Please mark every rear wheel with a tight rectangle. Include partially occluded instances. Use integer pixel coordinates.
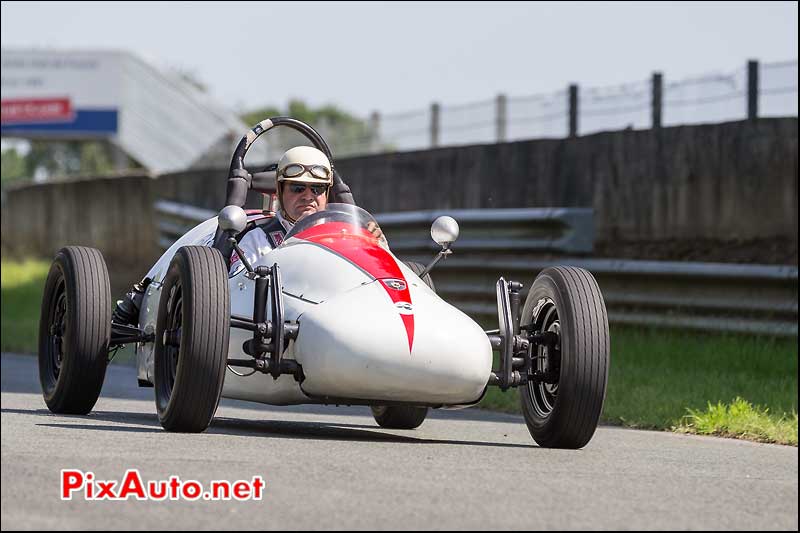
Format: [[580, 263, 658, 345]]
[[38, 247, 112, 414], [371, 405, 428, 430], [154, 246, 230, 432], [369, 261, 434, 430], [520, 266, 609, 449], [403, 261, 435, 292]]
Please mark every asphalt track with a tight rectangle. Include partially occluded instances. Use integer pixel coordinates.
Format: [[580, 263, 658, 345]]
[[1, 353, 797, 530]]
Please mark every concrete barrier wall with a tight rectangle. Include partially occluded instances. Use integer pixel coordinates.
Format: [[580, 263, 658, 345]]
[[336, 118, 798, 243], [151, 118, 797, 245], [2, 118, 796, 270], [1, 174, 158, 266]]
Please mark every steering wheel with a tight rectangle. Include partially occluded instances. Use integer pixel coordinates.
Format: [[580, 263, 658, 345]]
[[223, 116, 353, 207], [214, 117, 356, 261]]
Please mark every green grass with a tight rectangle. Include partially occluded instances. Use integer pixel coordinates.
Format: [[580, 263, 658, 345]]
[[677, 398, 798, 446], [1, 257, 136, 363], [1, 258, 50, 353], [478, 326, 798, 446]]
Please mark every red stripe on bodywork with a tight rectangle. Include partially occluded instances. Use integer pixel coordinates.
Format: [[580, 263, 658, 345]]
[[295, 222, 414, 352]]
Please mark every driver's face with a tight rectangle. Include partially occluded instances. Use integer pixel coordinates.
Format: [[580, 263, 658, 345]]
[[282, 183, 328, 221]]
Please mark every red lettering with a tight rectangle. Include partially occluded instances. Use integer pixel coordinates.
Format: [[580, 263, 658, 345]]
[[1, 98, 72, 123], [169, 476, 181, 499], [211, 481, 230, 500], [96, 481, 117, 499], [252, 476, 265, 500], [117, 470, 146, 500], [148, 481, 168, 500], [232, 481, 250, 500], [61, 470, 84, 500], [182, 481, 202, 500]]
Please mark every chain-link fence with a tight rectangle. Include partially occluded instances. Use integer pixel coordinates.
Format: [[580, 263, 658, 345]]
[[321, 59, 797, 158]]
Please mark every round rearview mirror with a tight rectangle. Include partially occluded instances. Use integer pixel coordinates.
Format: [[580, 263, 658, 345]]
[[431, 216, 459, 246], [218, 205, 248, 233]]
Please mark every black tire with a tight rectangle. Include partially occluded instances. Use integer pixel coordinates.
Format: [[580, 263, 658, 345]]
[[520, 266, 609, 449], [369, 261, 433, 430], [370, 405, 429, 430], [403, 261, 435, 292], [154, 246, 230, 432], [38, 246, 112, 414]]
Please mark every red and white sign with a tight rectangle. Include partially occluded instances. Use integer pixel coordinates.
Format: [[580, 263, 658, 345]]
[[1, 97, 73, 124]]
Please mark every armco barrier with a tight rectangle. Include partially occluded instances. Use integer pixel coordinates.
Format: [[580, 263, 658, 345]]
[[400, 256, 798, 337], [154, 201, 797, 337], [374, 208, 594, 254], [155, 200, 216, 250], [155, 202, 595, 255]]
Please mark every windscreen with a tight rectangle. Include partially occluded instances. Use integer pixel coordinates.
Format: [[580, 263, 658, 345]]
[[284, 203, 379, 242]]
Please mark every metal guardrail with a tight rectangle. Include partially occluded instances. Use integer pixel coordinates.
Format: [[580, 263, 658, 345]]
[[154, 200, 798, 337], [397, 256, 798, 338], [154, 200, 216, 250], [155, 201, 595, 255], [375, 208, 594, 254]]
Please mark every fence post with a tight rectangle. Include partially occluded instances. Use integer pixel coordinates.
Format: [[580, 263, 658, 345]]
[[369, 111, 380, 153], [430, 102, 440, 148], [747, 59, 759, 121], [651, 72, 663, 129], [496, 93, 507, 143], [568, 84, 579, 138]]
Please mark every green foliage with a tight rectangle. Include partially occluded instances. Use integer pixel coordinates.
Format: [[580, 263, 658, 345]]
[[26, 140, 119, 177], [1, 258, 49, 353], [1, 147, 27, 184], [678, 398, 798, 446], [603, 327, 797, 429], [78, 142, 115, 175], [1, 258, 136, 364], [240, 99, 378, 156], [241, 106, 282, 127], [2, 141, 138, 184]]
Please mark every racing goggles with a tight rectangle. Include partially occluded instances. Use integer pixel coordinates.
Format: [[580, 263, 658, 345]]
[[278, 163, 332, 181], [287, 183, 328, 196]]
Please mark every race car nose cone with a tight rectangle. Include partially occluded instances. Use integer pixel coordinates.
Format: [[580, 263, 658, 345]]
[[293, 281, 492, 404]]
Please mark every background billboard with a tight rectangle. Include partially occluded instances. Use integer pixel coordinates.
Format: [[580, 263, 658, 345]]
[[1, 50, 120, 137]]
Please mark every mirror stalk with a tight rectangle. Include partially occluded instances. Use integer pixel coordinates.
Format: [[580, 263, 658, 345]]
[[420, 243, 452, 278]]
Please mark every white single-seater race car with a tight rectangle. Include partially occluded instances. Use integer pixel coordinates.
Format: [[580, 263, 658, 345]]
[[38, 117, 610, 449]]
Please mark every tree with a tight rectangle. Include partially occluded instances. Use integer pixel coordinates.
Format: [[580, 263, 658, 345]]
[[240, 100, 379, 157], [1, 140, 139, 184], [240, 106, 282, 127], [1, 147, 27, 184]]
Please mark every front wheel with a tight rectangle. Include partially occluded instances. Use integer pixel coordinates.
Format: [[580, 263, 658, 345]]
[[520, 266, 609, 449], [154, 246, 230, 432]]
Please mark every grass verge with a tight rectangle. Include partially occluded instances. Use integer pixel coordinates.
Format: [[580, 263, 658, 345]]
[[677, 398, 798, 446], [1, 258, 49, 353], [479, 326, 798, 446], [1, 257, 136, 363]]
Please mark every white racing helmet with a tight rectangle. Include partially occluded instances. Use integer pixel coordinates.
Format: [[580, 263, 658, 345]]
[[276, 146, 333, 187]]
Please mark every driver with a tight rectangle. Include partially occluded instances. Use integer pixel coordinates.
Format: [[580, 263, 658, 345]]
[[112, 146, 383, 325], [230, 145, 342, 273]]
